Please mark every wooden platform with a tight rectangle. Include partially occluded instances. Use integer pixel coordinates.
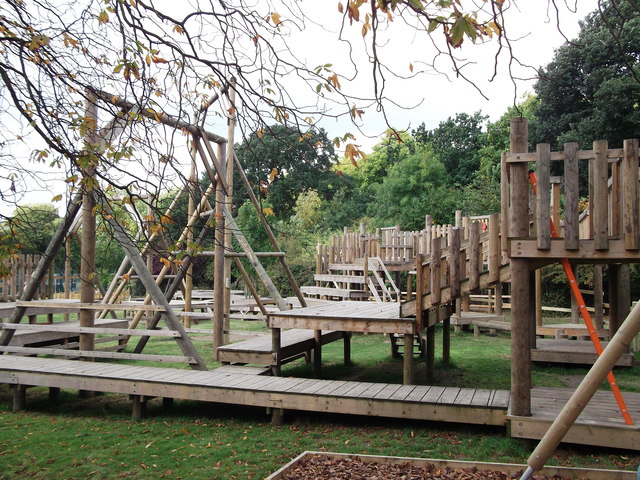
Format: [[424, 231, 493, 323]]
[[217, 329, 345, 366], [267, 301, 411, 334], [508, 387, 640, 450], [2, 318, 128, 350], [536, 322, 608, 339], [532, 339, 635, 367], [450, 311, 505, 326], [299, 286, 370, 300], [0, 356, 509, 427]]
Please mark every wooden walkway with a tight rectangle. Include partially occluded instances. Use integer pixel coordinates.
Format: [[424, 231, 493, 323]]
[[532, 339, 635, 367], [2, 356, 640, 450], [508, 387, 640, 450], [0, 356, 508, 426]]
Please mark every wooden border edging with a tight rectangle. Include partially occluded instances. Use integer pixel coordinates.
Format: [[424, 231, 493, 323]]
[[266, 451, 637, 480]]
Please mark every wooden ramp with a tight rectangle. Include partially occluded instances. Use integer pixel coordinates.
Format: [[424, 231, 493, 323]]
[[0, 356, 508, 427], [508, 387, 640, 450], [217, 329, 345, 366], [532, 339, 635, 367]]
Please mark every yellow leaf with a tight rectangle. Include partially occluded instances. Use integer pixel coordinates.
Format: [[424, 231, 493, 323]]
[[151, 55, 168, 64], [338, 2, 344, 13], [173, 25, 185, 34], [262, 207, 275, 216], [269, 168, 278, 183], [409, 63, 414, 72], [256, 129, 264, 139], [160, 257, 171, 268], [51, 194, 62, 202], [98, 10, 109, 24], [271, 12, 282, 26]]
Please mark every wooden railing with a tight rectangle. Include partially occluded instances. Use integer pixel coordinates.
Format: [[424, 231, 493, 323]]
[[0, 254, 50, 302], [400, 214, 510, 321], [505, 139, 640, 260]]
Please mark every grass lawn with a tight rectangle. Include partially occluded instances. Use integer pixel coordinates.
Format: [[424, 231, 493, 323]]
[[1, 321, 640, 479]]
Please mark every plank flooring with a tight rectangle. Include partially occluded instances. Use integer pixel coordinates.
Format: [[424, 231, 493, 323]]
[[508, 387, 640, 450], [267, 301, 416, 334], [533, 339, 635, 366], [0, 356, 508, 427]]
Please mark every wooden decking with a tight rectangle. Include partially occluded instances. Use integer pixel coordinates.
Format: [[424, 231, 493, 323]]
[[267, 301, 411, 334], [0, 356, 508, 426], [2, 355, 640, 450], [3, 318, 128, 348], [508, 387, 640, 450], [217, 329, 345, 366], [532, 339, 635, 367]]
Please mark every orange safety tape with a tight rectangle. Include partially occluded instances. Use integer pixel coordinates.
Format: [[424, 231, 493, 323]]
[[529, 171, 633, 426]]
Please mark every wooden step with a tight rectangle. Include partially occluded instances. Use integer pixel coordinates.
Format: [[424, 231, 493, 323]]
[[313, 274, 366, 284], [300, 286, 369, 299], [215, 365, 271, 375]]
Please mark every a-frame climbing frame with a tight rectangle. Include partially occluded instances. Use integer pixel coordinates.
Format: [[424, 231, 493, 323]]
[[0, 82, 305, 366]]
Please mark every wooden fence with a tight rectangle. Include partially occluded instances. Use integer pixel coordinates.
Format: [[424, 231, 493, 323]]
[[1, 254, 50, 301]]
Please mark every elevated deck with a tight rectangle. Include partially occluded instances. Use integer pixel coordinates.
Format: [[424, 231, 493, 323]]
[[532, 339, 635, 367]]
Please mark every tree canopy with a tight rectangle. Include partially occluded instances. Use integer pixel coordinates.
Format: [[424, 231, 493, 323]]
[[534, 0, 640, 148]]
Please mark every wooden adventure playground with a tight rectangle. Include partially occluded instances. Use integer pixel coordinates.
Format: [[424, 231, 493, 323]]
[[1, 107, 640, 471]]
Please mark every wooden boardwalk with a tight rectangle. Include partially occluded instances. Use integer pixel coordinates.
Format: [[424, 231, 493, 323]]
[[0, 356, 508, 426], [508, 387, 640, 450], [532, 339, 635, 367], [2, 356, 640, 450]]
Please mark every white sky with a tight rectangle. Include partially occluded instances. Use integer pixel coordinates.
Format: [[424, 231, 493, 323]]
[[0, 0, 599, 216]]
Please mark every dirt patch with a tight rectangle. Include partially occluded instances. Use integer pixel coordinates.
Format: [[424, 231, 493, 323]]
[[277, 454, 569, 479]]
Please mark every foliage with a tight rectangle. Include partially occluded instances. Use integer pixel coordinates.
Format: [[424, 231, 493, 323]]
[[534, 0, 640, 149], [235, 125, 339, 220], [368, 145, 457, 229], [413, 112, 488, 186]]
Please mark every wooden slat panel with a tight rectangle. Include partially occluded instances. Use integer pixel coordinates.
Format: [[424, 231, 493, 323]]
[[431, 237, 442, 305], [420, 385, 446, 403], [453, 388, 476, 406], [536, 144, 551, 250], [563, 142, 579, 248], [623, 139, 639, 250], [471, 389, 493, 407], [593, 140, 609, 250], [488, 214, 500, 283], [449, 229, 461, 299], [437, 387, 461, 404]]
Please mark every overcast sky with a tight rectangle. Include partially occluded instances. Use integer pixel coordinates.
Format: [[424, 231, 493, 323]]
[[0, 1, 600, 216]]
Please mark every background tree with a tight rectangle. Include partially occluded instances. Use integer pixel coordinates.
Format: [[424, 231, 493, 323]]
[[534, 0, 640, 149], [235, 125, 339, 220], [413, 111, 488, 186]]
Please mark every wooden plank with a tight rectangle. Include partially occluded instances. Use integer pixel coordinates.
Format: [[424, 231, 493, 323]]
[[430, 237, 442, 305], [468, 222, 480, 291], [508, 238, 640, 261], [420, 385, 445, 403], [449, 229, 461, 299], [357, 383, 388, 399], [490, 390, 511, 408], [593, 140, 609, 250], [623, 139, 639, 250], [0, 346, 194, 364], [1, 323, 181, 337], [536, 143, 551, 250], [470, 389, 493, 407], [387, 385, 416, 401], [505, 148, 626, 163]]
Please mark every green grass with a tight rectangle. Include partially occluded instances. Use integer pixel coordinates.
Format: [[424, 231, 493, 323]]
[[1, 323, 640, 478]]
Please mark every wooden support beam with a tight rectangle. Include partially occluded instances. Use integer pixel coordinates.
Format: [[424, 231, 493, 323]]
[[593, 140, 609, 250], [100, 196, 208, 370], [622, 139, 639, 250], [536, 144, 551, 250], [403, 333, 414, 385], [509, 117, 532, 418], [563, 143, 579, 250]]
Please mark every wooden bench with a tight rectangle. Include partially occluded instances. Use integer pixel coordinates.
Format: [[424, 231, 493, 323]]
[[313, 274, 366, 285], [217, 329, 345, 366]]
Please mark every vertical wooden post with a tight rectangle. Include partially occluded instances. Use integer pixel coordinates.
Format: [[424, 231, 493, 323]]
[[609, 264, 620, 340], [426, 312, 436, 384], [223, 81, 236, 344], [343, 331, 351, 366], [415, 254, 424, 331], [442, 303, 451, 365], [79, 92, 97, 359], [184, 147, 196, 329], [213, 142, 226, 358], [313, 329, 322, 378], [403, 333, 414, 385], [509, 117, 532, 417], [571, 265, 580, 324], [593, 265, 604, 330], [12, 385, 26, 411], [271, 327, 281, 376], [535, 269, 543, 328], [468, 221, 480, 292], [64, 236, 72, 321], [501, 152, 509, 256]]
